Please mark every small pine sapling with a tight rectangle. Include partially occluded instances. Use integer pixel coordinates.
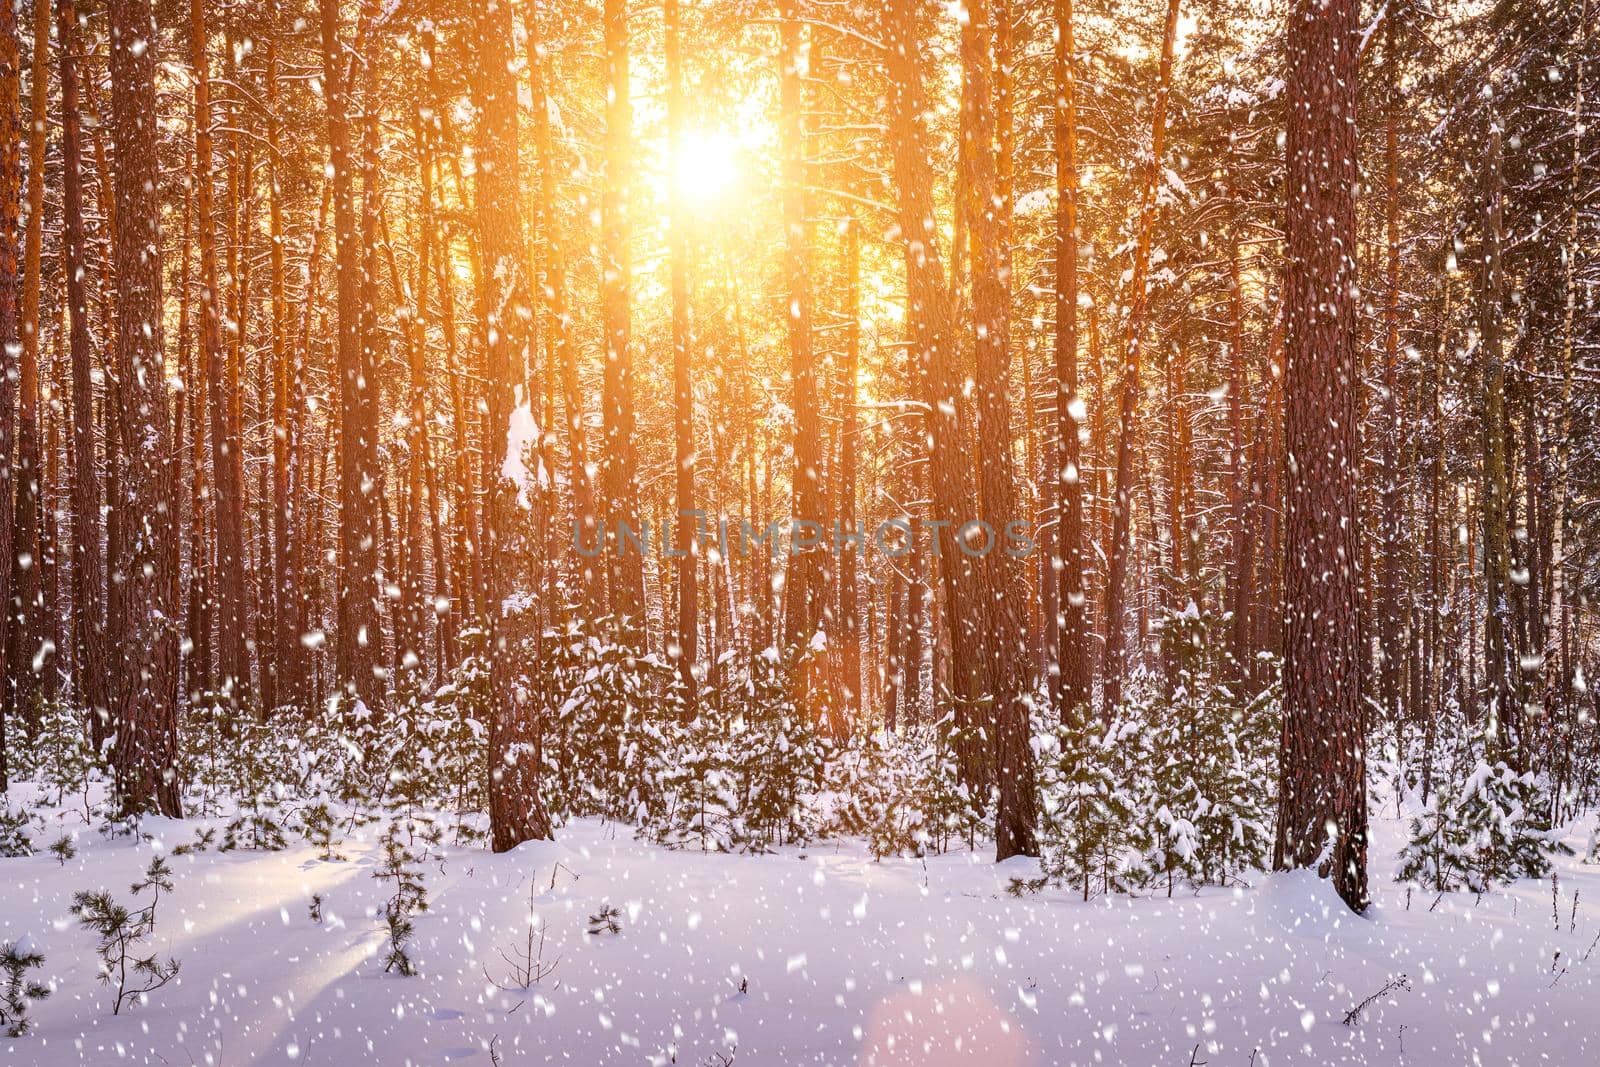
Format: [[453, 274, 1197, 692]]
[[373, 823, 428, 976], [33, 701, 98, 815], [587, 904, 623, 936], [48, 835, 76, 866], [221, 729, 290, 852], [299, 801, 346, 861], [171, 827, 218, 856], [0, 938, 50, 1036], [71, 856, 181, 1014]]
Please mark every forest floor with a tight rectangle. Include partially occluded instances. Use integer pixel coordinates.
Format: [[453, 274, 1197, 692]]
[[2, 784, 1598, 1066]]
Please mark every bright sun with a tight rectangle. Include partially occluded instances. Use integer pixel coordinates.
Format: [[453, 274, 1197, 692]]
[[674, 128, 741, 206]]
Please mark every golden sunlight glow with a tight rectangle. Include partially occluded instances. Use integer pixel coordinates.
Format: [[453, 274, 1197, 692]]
[[674, 128, 741, 205]]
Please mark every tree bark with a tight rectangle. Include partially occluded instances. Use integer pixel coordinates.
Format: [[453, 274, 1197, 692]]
[[886, 0, 986, 787], [1273, 0, 1368, 913], [962, 0, 1037, 859], [1054, 0, 1092, 720], [265, 0, 305, 712], [0, 0, 19, 789], [321, 0, 384, 710], [1101, 0, 1181, 717], [666, 0, 698, 706], [7, 0, 48, 740], [190, 0, 251, 706], [107, 0, 181, 818], [601, 0, 644, 627], [57, 0, 108, 745], [1478, 115, 1519, 767], [474, 0, 552, 851], [780, 0, 826, 653]]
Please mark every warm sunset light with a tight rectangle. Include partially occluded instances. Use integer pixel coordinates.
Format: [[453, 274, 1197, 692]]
[[675, 127, 742, 205], [3, 1, 1593, 1065]]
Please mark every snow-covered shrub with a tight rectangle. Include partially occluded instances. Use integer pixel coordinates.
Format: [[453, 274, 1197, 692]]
[[905, 720, 987, 854], [1035, 611, 1278, 898], [427, 628, 493, 831], [533, 615, 668, 822], [326, 695, 391, 816], [220, 720, 291, 851], [0, 806, 33, 858], [0, 938, 50, 1036], [1035, 709, 1140, 898], [297, 801, 345, 861], [823, 728, 928, 858], [1398, 756, 1568, 892], [48, 834, 76, 866], [727, 646, 824, 849], [636, 645, 824, 852], [637, 710, 740, 852], [1132, 674, 1279, 891], [32, 700, 98, 814]]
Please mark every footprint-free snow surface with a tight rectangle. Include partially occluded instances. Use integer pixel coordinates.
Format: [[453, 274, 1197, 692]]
[[3, 795, 1598, 1065]]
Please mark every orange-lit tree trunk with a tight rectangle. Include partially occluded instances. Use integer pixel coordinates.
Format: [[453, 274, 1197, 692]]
[[1478, 115, 1518, 766], [107, 0, 181, 818], [6, 0, 47, 738], [601, 0, 643, 627], [886, 0, 986, 786], [1375, 10, 1406, 722], [322, 0, 384, 710], [0, 1, 18, 787], [404, 106, 452, 675], [962, 0, 1037, 859], [191, 0, 251, 706], [779, 0, 825, 652], [1273, 0, 1368, 913], [1054, 0, 1092, 719], [1226, 238, 1253, 682], [522, 3, 600, 621], [666, 0, 697, 704], [1101, 0, 1180, 717], [57, 0, 108, 743], [838, 220, 862, 719], [474, 0, 552, 851], [265, 0, 305, 712]]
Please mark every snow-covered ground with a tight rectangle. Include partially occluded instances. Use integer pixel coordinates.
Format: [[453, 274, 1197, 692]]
[[3, 790, 1598, 1066]]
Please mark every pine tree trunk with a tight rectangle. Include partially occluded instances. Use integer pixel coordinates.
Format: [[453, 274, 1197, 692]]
[[7, 0, 48, 740], [57, 0, 108, 743], [265, 0, 304, 713], [1273, 0, 1368, 913], [190, 0, 251, 706], [962, 0, 1037, 860], [601, 0, 643, 627], [1054, 0, 1092, 720], [1102, 0, 1181, 717], [779, 0, 826, 654], [886, 0, 987, 787], [1376, 12, 1406, 723], [838, 220, 862, 720], [0, 1, 19, 790], [1227, 238, 1253, 683], [1547, 0, 1588, 716], [666, 0, 698, 705], [1478, 116, 1519, 767], [322, 0, 384, 710], [473, 0, 552, 851], [107, 0, 180, 818]]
